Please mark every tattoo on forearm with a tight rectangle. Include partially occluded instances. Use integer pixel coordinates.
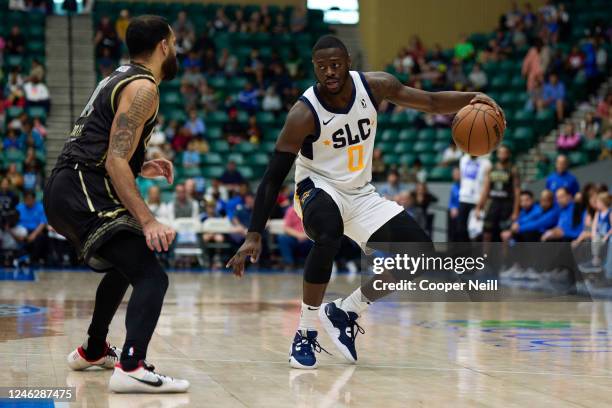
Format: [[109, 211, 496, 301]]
[[110, 86, 158, 159]]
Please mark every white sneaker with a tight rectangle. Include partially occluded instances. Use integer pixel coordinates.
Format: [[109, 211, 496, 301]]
[[67, 343, 120, 370], [109, 361, 190, 393]]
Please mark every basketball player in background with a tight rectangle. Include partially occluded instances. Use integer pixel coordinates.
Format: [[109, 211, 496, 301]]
[[476, 145, 520, 242], [44, 16, 189, 392], [227, 36, 505, 369]]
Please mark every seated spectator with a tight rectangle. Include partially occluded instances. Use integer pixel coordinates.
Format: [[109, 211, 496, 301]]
[[277, 206, 312, 269], [546, 155, 579, 196], [468, 63, 488, 91], [170, 126, 192, 152], [566, 46, 585, 74], [223, 109, 246, 145], [23, 147, 43, 173], [246, 115, 262, 144], [541, 187, 584, 241], [243, 48, 264, 85], [28, 59, 45, 83], [6, 26, 25, 55], [23, 77, 51, 113], [201, 49, 219, 75], [32, 117, 47, 139], [510, 21, 527, 49], [229, 193, 254, 245], [238, 82, 260, 114], [199, 82, 219, 112], [262, 86, 282, 113], [145, 119, 167, 160], [4, 128, 23, 151], [200, 200, 225, 269], [22, 119, 44, 151], [401, 158, 427, 183], [167, 183, 199, 220], [185, 109, 206, 138], [16, 190, 47, 264], [396, 191, 427, 231], [454, 34, 474, 61], [211, 8, 230, 32], [23, 164, 42, 191], [556, 123, 582, 153], [379, 170, 403, 199], [94, 16, 120, 58], [98, 47, 115, 78], [146, 186, 170, 219], [182, 141, 201, 169], [447, 167, 461, 241], [5, 163, 23, 190], [218, 48, 239, 77], [446, 59, 468, 91], [182, 64, 204, 89], [371, 148, 386, 182], [542, 72, 566, 121], [580, 112, 600, 140], [220, 161, 245, 188], [290, 4, 308, 33], [586, 192, 611, 267], [502, 189, 558, 242], [441, 141, 463, 166]]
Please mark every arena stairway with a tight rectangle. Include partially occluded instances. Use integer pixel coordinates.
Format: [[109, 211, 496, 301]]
[[45, 14, 96, 175], [516, 74, 612, 182]]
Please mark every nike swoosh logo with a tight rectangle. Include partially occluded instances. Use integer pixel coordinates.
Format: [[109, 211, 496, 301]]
[[322, 116, 335, 125], [129, 375, 163, 387]]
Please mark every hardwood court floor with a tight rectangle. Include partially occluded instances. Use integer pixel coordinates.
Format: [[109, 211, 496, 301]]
[[1, 271, 612, 407]]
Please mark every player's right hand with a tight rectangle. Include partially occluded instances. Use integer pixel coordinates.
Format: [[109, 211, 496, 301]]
[[143, 219, 176, 252], [226, 232, 262, 277]]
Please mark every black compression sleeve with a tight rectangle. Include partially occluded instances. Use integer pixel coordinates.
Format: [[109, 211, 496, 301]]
[[248, 150, 297, 233]]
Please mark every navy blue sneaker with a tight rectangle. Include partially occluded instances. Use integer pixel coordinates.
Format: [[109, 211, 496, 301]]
[[319, 299, 365, 363], [289, 329, 328, 369]]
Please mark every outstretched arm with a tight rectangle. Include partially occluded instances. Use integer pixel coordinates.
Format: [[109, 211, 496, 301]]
[[365, 71, 505, 121], [226, 100, 315, 276]]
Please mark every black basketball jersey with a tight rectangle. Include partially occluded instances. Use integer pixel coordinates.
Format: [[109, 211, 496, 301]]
[[55, 63, 158, 176], [489, 163, 515, 200]]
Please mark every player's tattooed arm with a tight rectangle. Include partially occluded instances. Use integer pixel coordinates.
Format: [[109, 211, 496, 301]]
[[365, 71, 504, 121], [105, 80, 174, 252]]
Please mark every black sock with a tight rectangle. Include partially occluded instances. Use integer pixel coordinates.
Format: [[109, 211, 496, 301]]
[[120, 356, 140, 371], [83, 336, 106, 360]]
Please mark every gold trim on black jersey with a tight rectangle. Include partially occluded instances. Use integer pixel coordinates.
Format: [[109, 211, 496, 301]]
[[78, 170, 95, 212]]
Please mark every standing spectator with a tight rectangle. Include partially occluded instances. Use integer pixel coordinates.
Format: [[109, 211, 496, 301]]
[[94, 16, 120, 58], [395, 191, 427, 231], [441, 141, 463, 166], [98, 47, 115, 78], [262, 86, 282, 113], [556, 123, 582, 153], [115, 9, 131, 43], [468, 63, 488, 91], [229, 193, 255, 246], [173, 11, 195, 56], [185, 109, 206, 138], [243, 48, 265, 86], [457, 154, 492, 241], [446, 59, 468, 90], [522, 38, 546, 91], [447, 167, 460, 241], [6, 26, 25, 55], [28, 59, 45, 82], [16, 191, 47, 264], [545, 154, 579, 196], [219, 48, 239, 77], [454, 34, 474, 61], [415, 182, 438, 236], [542, 72, 566, 121], [566, 46, 585, 74], [277, 206, 311, 269]]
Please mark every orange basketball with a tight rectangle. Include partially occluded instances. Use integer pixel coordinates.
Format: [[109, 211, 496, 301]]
[[451, 103, 505, 156]]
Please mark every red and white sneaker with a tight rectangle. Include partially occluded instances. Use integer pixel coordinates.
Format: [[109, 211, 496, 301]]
[[67, 343, 121, 370], [109, 361, 190, 393]]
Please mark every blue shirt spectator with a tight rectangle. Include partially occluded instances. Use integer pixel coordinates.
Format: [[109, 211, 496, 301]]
[[237, 83, 259, 113], [220, 162, 244, 186], [448, 181, 460, 211], [182, 150, 201, 168], [17, 195, 47, 233], [185, 109, 206, 137], [556, 202, 584, 240], [545, 155, 579, 196], [542, 76, 565, 104], [518, 204, 560, 233]]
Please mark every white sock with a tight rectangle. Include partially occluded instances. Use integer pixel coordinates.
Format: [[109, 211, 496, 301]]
[[298, 302, 319, 330], [341, 288, 371, 316]]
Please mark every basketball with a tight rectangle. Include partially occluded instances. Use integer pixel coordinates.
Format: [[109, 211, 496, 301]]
[[452, 103, 505, 156]]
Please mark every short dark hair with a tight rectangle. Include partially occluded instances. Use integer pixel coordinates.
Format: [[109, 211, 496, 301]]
[[520, 190, 534, 198], [312, 35, 348, 57], [23, 190, 36, 200], [126, 15, 170, 58]]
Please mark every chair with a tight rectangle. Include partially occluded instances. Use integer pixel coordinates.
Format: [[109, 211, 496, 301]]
[[172, 218, 204, 266]]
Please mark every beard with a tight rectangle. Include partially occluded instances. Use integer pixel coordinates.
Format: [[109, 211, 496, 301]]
[[161, 53, 179, 81]]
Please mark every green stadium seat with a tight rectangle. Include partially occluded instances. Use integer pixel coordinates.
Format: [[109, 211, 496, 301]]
[[377, 142, 394, 154], [419, 153, 438, 167], [416, 129, 435, 141], [4, 149, 25, 163], [202, 166, 225, 179], [260, 141, 276, 153], [201, 152, 223, 165], [428, 166, 453, 181], [384, 153, 400, 166], [255, 111, 275, 125], [413, 141, 432, 153], [398, 128, 418, 142], [182, 166, 202, 178], [206, 111, 228, 125], [435, 128, 451, 141], [250, 153, 270, 167], [568, 151, 588, 166], [210, 140, 230, 153], [433, 141, 448, 152], [167, 109, 187, 122], [511, 109, 535, 127], [207, 126, 223, 140], [237, 166, 254, 180], [227, 153, 245, 165], [235, 142, 257, 154], [6, 106, 23, 119], [380, 129, 398, 142], [398, 153, 417, 165], [26, 106, 47, 121], [393, 142, 411, 154]]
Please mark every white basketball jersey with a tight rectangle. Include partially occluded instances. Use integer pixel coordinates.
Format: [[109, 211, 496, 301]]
[[295, 71, 378, 190]]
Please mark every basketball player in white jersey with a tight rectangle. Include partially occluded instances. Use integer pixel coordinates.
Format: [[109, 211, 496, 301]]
[[227, 36, 504, 369]]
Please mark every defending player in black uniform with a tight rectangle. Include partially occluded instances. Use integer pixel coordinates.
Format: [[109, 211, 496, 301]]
[[43, 16, 189, 393], [476, 145, 520, 242]]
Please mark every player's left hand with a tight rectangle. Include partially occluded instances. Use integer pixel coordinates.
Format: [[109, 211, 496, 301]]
[[226, 232, 262, 277], [141, 158, 174, 184], [470, 93, 506, 126]]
